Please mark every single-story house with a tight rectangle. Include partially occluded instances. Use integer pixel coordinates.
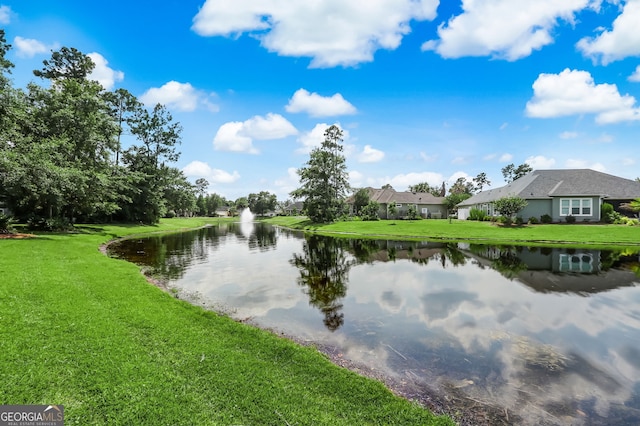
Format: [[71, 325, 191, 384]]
[[349, 187, 447, 219], [457, 169, 640, 222], [284, 201, 305, 216]]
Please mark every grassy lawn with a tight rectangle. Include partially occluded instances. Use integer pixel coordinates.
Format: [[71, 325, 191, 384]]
[[265, 216, 640, 247], [0, 218, 453, 425]]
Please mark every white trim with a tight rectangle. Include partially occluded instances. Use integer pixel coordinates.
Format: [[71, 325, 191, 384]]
[[559, 253, 593, 273]]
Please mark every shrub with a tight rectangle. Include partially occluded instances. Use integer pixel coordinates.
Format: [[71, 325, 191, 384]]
[[406, 204, 420, 220], [515, 216, 524, 225], [27, 216, 73, 232], [540, 214, 552, 224], [164, 210, 176, 218], [565, 215, 576, 224], [468, 208, 486, 221], [601, 202, 614, 223], [360, 201, 381, 221], [0, 213, 14, 233], [528, 216, 539, 224]]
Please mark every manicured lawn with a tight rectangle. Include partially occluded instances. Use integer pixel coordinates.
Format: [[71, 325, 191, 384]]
[[0, 219, 453, 425], [265, 216, 640, 247]]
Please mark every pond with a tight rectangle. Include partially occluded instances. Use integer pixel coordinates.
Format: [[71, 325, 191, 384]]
[[109, 222, 640, 425]]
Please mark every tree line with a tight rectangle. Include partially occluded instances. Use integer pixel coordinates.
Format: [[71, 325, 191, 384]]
[[0, 33, 281, 227]]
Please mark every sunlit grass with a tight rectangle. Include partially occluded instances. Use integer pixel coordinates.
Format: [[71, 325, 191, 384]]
[[265, 216, 640, 247], [0, 218, 453, 425]]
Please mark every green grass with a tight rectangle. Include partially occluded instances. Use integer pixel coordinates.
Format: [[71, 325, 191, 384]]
[[0, 218, 453, 425], [265, 216, 640, 247]]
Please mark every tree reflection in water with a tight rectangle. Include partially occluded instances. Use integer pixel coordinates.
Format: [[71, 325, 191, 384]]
[[290, 235, 356, 331]]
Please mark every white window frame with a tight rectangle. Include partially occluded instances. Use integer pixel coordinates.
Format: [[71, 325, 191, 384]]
[[560, 198, 592, 216], [395, 203, 402, 208], [421, 208, 428, 214], [558, 253, 593, 273]]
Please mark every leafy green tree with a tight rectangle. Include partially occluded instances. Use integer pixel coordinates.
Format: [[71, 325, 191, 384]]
[[406, 204, 419, 220], [291, 125, 350, 223], [194, 178, 209, 196], [164, 168, 196, 217], [444, 193, 471, 215], [352, 188, 370, 216], [387, 201, 398, 219], [408, 182, 442, 196], [360, 201, 380, 221], [33, 46, 95, 80], [248, 191, 277, 216], [235, 197, 249, 212], [501, 163, 532, 183], [493, 196, 528, 221]]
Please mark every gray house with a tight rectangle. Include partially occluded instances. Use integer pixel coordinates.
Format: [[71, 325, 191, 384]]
[[349, 187, 447, 219], [457, 169, 640, 222]]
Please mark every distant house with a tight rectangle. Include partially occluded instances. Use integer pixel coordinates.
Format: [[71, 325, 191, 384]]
[[215, 207, 230, 217], [457, 169, 640, 222], [284, 201, 305, 216], [348, 187, 447, 219]]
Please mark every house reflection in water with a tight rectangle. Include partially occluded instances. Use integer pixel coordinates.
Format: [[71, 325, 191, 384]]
[[459, 243, 640, 294]]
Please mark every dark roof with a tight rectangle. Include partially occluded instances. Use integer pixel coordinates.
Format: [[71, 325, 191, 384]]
[[355, 187, 445, 205], [459, 169, 640, 206]]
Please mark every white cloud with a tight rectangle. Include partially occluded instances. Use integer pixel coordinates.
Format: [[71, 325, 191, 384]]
[[0, 5, 11, 24], [499, 122, 508, 130], [140, 81, 218, 112], [13, 36, 49, 58], [87, 52, 124, 90], [242, 113, 298, 139], [296, 123, 350, 154], [192, 0, 439, 67], [564, 159, 606, 171], [598, 133, 614, 143], [525, 69, 640, 124], [559, 131, 579, 139], [183, 160, 241, 184], [423, 0, 593, 60], [622, 158, 636, 166], [629, 65, 640, 82], [274, 167, 300, 194], [525, 155, 556, 169], [499, 153, 513, 162], [578, 0, 640, 64], [388, 171, 446, 190], [285, 89, 356, 117], [420, 152, 438, 162], [213, 113, 297, 154], [357, 145, 385, 163], [451, 156, 467, 165]]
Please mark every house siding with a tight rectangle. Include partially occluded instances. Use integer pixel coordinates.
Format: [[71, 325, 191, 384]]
[[520, 199, 552, 222]]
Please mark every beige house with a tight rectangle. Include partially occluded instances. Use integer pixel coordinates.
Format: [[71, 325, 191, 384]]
[[349, 187, 447, 219]]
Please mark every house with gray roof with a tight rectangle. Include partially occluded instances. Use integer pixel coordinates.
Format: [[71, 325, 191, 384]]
[[457, 169, 640, 222], [348, 187, 447, 219]]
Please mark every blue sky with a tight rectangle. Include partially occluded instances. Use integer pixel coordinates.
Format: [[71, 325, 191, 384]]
[[2, 0, 640, 200]]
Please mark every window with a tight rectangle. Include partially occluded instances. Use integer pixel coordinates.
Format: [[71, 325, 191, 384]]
[[396, 203, 402, 208], [559, 253, 593, 273], [421, 208, 428, 214], [560, 198, 592, 216]]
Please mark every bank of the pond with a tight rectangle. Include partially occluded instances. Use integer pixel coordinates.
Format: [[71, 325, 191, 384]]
[[0, 218, 454, 426], [264, 216, 640, 247]]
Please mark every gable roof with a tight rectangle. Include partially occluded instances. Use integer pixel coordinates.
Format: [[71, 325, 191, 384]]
[[459, 169, 640, 206], [356, 187, 445, 205]]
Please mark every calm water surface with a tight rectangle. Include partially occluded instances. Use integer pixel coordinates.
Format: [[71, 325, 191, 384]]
[[109, 222, 640, 425]]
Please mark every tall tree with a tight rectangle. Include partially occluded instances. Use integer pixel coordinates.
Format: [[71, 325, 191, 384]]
[[473, 172, 491, 192], [501, 163, 532, 183], [291, 125, 350, 223], [103, 88, 140, 167], [449, 177, 475, 195], [33, 46, 94, 80], [408, 182, 442, 197]]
